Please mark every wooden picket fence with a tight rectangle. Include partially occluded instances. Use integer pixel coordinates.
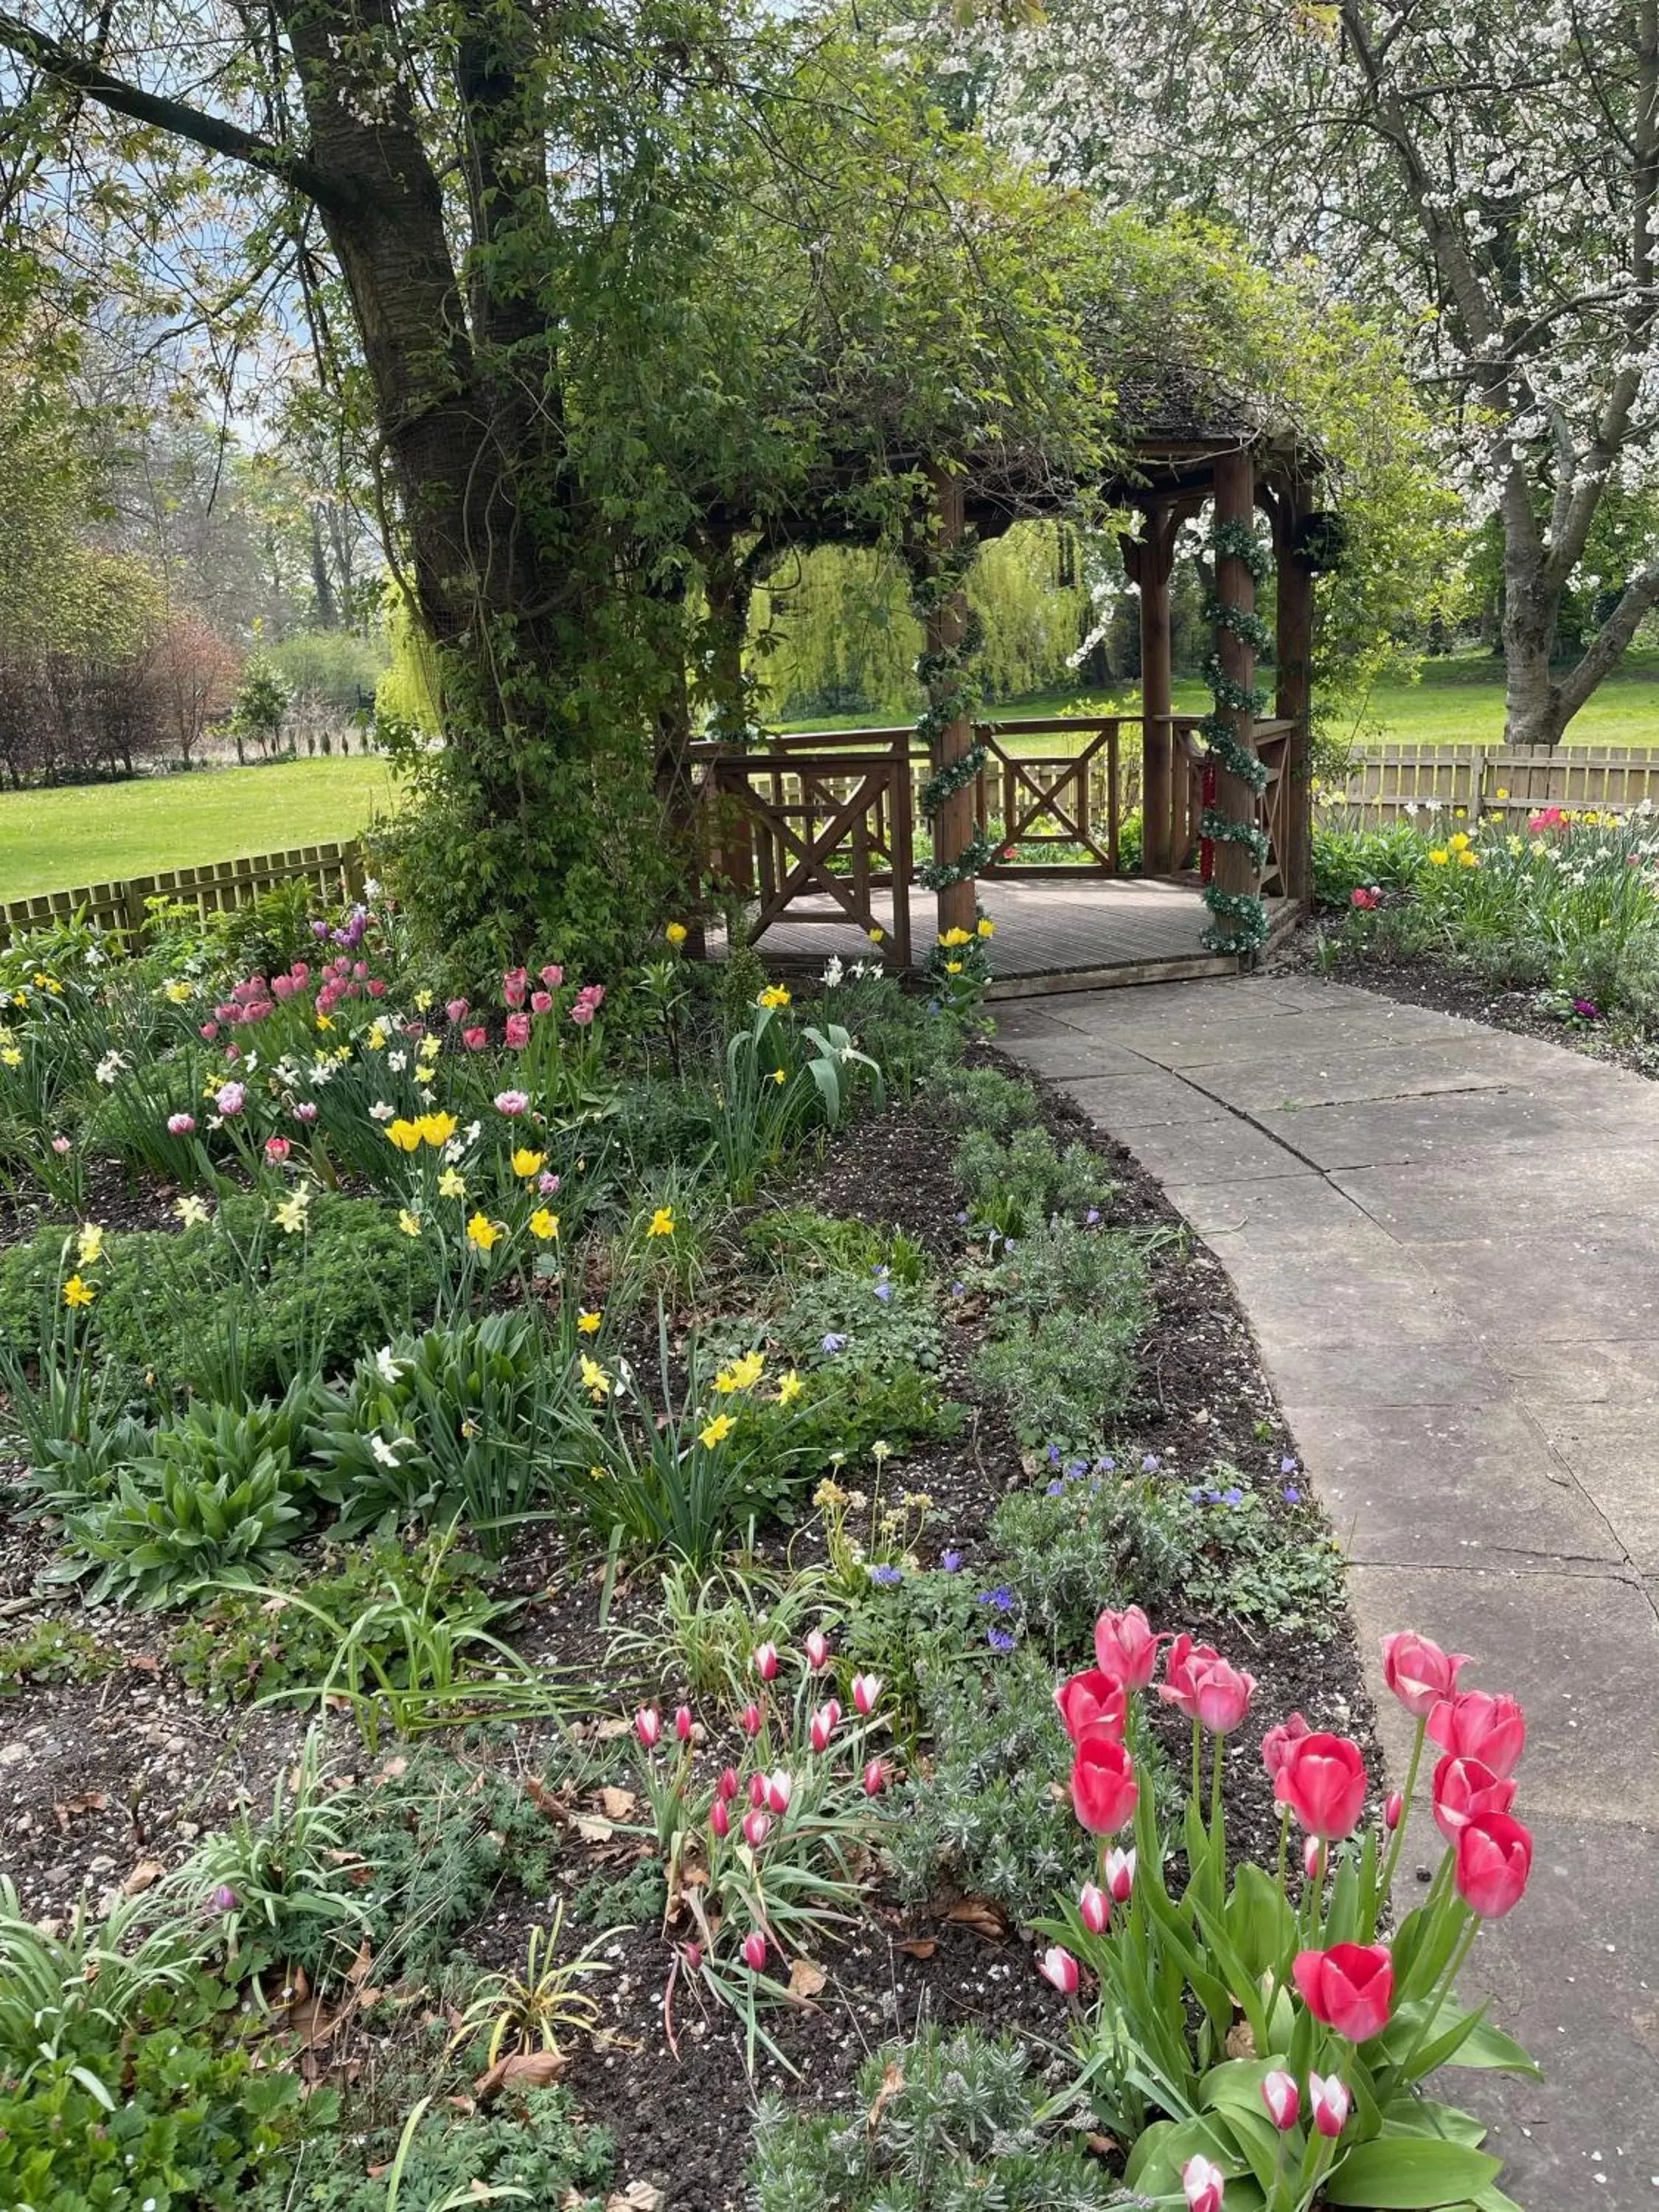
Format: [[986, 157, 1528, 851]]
[[1323, 741, 1659, 823], [1, 841, 366, 948]]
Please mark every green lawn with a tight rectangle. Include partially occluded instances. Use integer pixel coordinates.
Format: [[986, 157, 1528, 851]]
[[0, 756, 395, 902]]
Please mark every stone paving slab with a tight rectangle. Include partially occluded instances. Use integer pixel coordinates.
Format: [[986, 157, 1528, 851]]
[[995, 969, 1659, 2206]]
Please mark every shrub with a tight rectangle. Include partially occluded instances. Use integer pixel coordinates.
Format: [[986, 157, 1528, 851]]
[[929, 1061, 1042, 1136], [973, 1296, 1148, 1454], [953, 1122, 1110, 1236], [748, 2025, 1121, 2211], [1180, 1469, 1347, 1636], [987, 1473, 1197, 1656], [256, 2086, 612, 2212]]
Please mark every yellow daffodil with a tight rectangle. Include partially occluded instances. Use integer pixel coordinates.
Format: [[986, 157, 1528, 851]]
[[1495, 787, 1509, 801], [398, 1208, 422, 1237], [417, 1110, 457, 1147], [1428, 849, 1449, 866], [698, 1412, 734, 1449], [76, 1224, 103, 1265], [939, 925, 972, 947], [366, 1020, 388, 1051], [512, 1147, 546, 1179], [777, 1369, 804, 1405], [868, 928, 883, 945], [1448, 831, 1470, 852], [63, 1274, 94, 1308], [386, 1118, 422, 1152], [414, 988, 434, 1012], [1, 1047, 20, 1068], [976, 917, 995, 938], [757, 984, 791, 1009], [175, 1194, 209, 1228], [438, 1168, 467, 1199], [465, 1211, 502, 1251], [577, 1309, 602, 1334], [273, 1191, 310, 1234], [714, 1350, 765, 1396], [529, 1208, 560, 1239], [665, 922, 688, 946], [647, 1206, 675, 1237], [580, 1354, 611, 1399], [316, 1012, 333, 1031], [1458, 849, 1479, 869], [164, 980, 193, 1004], [772, 1068, 787, 1085], [46, 980, 60, 995]]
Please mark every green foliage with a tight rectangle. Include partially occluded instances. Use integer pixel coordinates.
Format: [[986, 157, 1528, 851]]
[[742, 1361, 964, 1479], [775, 1267, 945, 1379], [257, 2087, 611, 2212], [1311, 818, 1431, 908], [55, 1448, 303, 1608], [1182, 1470, 1348, 1636], [268, 630, 387, 714], [0, 1612, 121, 1691], [229, 655, 289, 752], [952, 1122, 1111, 1237], [748, 2025, 1121, 2211], [929, 1062, 1043, 1137], [987, 1472, 1198, 1655], [973, 1259, 1150, 1453]]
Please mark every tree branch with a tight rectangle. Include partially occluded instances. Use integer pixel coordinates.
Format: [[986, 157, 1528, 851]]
[[0, 7, 355, 214]]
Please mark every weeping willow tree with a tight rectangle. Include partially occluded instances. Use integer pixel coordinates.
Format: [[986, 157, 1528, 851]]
[[752, 523, 1094, 720]]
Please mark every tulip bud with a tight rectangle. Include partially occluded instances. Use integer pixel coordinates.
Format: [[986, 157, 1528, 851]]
[[742, 1807, 771, 1849], [1100, 1845, 1133, 1903], [863, 1757, 887, 1797], [1310, 2071, 1350, 2140], [675, 1703, 694, 1742], [710, 1798, 731, 1840], [681, 1941, 703, 1975], [1079, 1881, 1108, 1935], [752, 1641, 779, 1680], [804, 1628, 830, 1671], [765, 1768, 793, 1815], [1182, 2153, 1226, 2212], [1384, 1790, 1403, 1830], [212, 1885, 239, 1913], [1038, 1944, 1079, 1995], [742, 1930, 767, 1971], [748, 1771, 766, 1807], [718, 1765, 740, 1801], [810, 1703, 839, 1753], [740, 1701, 762, 1738], [1261, 2068, 1299, 2131], [635, 1705, 661, 1747], [852, 1672, 882, 1717], [1302, 1834, 1322, 1881]]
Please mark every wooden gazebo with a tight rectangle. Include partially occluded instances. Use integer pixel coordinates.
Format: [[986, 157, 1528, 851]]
[[690, 398, 1330, 984]]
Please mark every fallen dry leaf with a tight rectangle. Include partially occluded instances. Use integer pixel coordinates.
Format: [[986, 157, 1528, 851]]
[[474, 2048, 567, 2101], [125, 1653, 161, 1676], [785, 1956, 826, 2001], [598, 1785, 636, 1820], [574, 1815, 614, 1844], [1225, 2020, 1256, 2060], [866, 2059, 905, 2139], [121, 1858, 164, 1897], [53, 1792, 110, 1829], [525, 1775, 572, 1825], [346, 1939, 375, 1988], [896, 1938, 937, 1960], [945, 1896, 1007, 1941], [605, 2184, 664, 2212], [371, 1756, 408, 1785]]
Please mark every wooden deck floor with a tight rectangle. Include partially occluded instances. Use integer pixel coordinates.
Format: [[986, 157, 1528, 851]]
[[706, 877, 1292, 995]]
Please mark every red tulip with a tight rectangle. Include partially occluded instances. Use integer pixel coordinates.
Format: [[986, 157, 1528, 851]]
[[742, 1930, 767, 1971], [742, 1806, 771, 1849], [1431, 1754, 1517, 1845], [1310, 2071, 1350, 2140], [852, 1672, 882, 1717], [810, 1700, 841, 1753], [717, 1766, 740, 1802], [1055, 1668, 1127, 1745], [682, 1940, 703, 1972], [1191, 1655, 1256, 1735], [740, 1702, 762, 1739], [1182, 2153, 1226, 2212], [462, 1024, 488, 1051], [1093, 1604, 1164, 1690], [1276, 1733, 1368, 1841], [1380, 1631, 1472, 1720], [674, 1703, 694, 1742], [1293, 1943, 1394, 2042], [863, 1758, 887, 1797], [1260, 1710, 1311, 1780], [1071, 1728, 1138, 1834], [765, 1769, 793, 1814], [1384, 1790, 1403, 1831], [1158, 1635, 1220, 1719], [635, 1705, 661, 1748], [1427, 1690, 1525, 1778], [710, 1798, 731, 1839], [752, 1641, 779, 1681], [1079, 1881, 1107, 1934], [1261, 2069, 1299, 2130], [748, 1772, 766, 1807], [1455, 1812, 1533, 1919], [804, 1629, 830, 1672], [1038, 1944, 1079, 1994]]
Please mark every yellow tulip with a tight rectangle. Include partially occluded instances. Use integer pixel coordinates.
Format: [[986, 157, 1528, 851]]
[[529, 1208, 560, 1239], [465, 1211, 503, 1251], [577, 1309, 603, 1333], [512, 1147, 547, 1179]]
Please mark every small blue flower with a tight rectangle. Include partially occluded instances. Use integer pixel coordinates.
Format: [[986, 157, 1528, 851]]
[[1065, 1458, 1087, 1477], [1188, 1486, 1206, 1503], [1280, 1455, 1299, 1476], [927, 999, 942, 1014], [978, 1585, 1015, 1611], [955, 1209, 968, 1224], [1085, 1208, 1101, 1226], [1222, 1485, 1245, 1507], [1046, 1443, 1062, 1466], [987, 1626, 1015, 1652], [1046, 1478, 1065, 1496], [950, 1280, 965, 1298], [1095, 1455, 1115, 1474], [873, 1281, 894, 1303], [869, 1564, 902, 1587], [821, 1332, 846, 1354], [940, 1548, 964, 1573], [1284, 1485, 1303, 1505], [1141, 1453, 1160, 1472]]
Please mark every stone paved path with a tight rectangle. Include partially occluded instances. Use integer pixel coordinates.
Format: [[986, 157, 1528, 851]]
[[995, 971, 1659, 2208]]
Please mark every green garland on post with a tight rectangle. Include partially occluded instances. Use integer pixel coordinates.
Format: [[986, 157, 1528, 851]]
[[1197, 517, 1273, 956], [910, 554, 1001, 891]]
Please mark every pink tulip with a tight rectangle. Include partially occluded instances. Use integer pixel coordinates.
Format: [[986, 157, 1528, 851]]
[[200, 1021, 218, 1040], [710, 1798, 731, 1839], [531, 990, 553, 1013], [1070, 1727, 1138, 1835], [1079, 1882, 1108, 1935], [740, 1702, 762, 1738], [752, 1642, 779, 1681], [446, 998, 469, 1024], [540, 963, 564, 987], [293, 1102, 319, 1124], [1260, 1710, 1311, 1780], [1303, 1834, 1322, 1881], [675, 1703, 694, 1742], [1104, 1846, 1135, 1904], [504, 1012, 531, 1049], [1182, 2153, 1226, 2212], [1094, 1604, 1164, 1690], [765, 1769, 793, 1815], [1427, 1690, 1526, 1778], [804, 1629, 830, 1672], [742, 1807, 771, 1849], [212, 1884, 239, 1912], [216, 1081, 246, 1116], [462, 1025, 488, 1051], [1157, 1635, 1220, 1720], [863, 1758, 887, 1796], [1055, 1667, 1127, 1745], [502, 967, 528, 1008], [1190, 1655, 1256, 1735], [1455, 1812, 1533, 1919], [717, 1766, 740, 1802], [1261, 2069, 1300, 2130], [1381, 1631, 1472, 1720], [1293, 1943, 1394, 2042], [494, 1090, 529, 1116], [852, 1672, 881, 1717], [635, 1705, 661, 1748], [1384, 1790, 1403, 1830], [264, 1135, 291, 1164], [167, 1113, 196, 1135], [810, 1703, 841, 1754], [682, 1941, 703, 1972], [1431, 1754, 1517, 1844], [742, 1930, 766, 1971], [1038, 1944, 1079, 1995], [748, 1772, 766, 1808], [1310, 2072, 1350, 2140], [1276, 1733, 1368, 1841]]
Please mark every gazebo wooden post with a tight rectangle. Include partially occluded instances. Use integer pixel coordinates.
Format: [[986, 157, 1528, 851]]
[[1125, 503, 1179, 876], [1209, 446, 1260, 913], [1273, 495, 1315, 908], [925, 465, 978, 941]]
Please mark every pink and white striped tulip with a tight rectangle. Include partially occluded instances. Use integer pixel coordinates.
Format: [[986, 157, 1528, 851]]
[[852, 1672, 882, 1717], [1261, 2069, 1300, 2131], [1079, 1882, 1108, 1935], [1038, 1945, 1079, 1995], [635, 1705, 661, 1748], [1310, 2072, 1350, 2140]]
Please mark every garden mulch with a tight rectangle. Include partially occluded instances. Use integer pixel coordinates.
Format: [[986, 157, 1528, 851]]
[[0, 1048, 1377, 2211]]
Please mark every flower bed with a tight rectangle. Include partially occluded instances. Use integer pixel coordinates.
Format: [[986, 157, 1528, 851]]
[[0, 899, 1536, 2209]]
